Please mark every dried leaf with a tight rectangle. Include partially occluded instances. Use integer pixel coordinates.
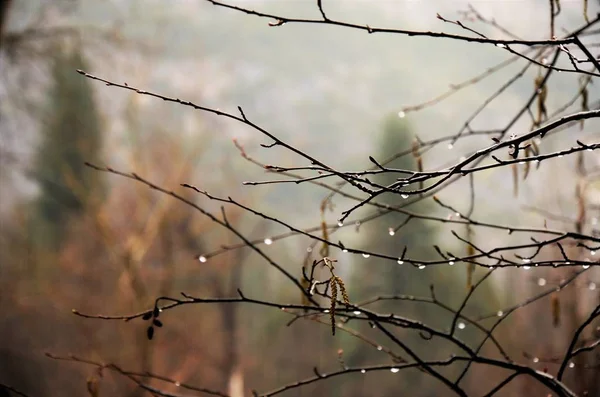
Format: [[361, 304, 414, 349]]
[[535, 75, 548, 124], [580, 84, 588, 130], [551, 294, 560, 327], [466, 226, 475, 290], [575, 182, 585, 234], [87, 376, 100, 397], [319, 221, 329, 257]]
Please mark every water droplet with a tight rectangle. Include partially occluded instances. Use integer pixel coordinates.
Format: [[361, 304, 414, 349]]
[[558, 154, 564, 158], [264, 238, 273, 245], [397, 259, 404, 265], [198, 256, 207, 263], [398, 111, 406, 118], [324, 309, 330, 313], [361, 369, 366, 374], [496, 43, 507, 48], [448, 260, 455, 266], [388, 228, 395, 236], [353, 310, 361, 315], [337, 221, 344, 227], [175, 382, 181, 387], [583, 264, 590, 269], [523, 266, 531, 270], [390, 368, 399, 373], [447, 143, 454, 150], [362, 253, 370, 258], [454, 212, 460, 217], [541, 58, 548, 65], [589, 282, 597, 291], [533, 357, 539, 363], [496, 310, 504, 317], [537, 278, 547, 287], [591, 251, 596, 256], [371, 323, 376, 328], [377, 345, 383, 351], [457, 322, 466, 330], [418, 264, 426, 270], [522, 258, 531, 263], [568, 362, 575, 369], [401, 194, 409, 199], [342, 249, 348, 253]]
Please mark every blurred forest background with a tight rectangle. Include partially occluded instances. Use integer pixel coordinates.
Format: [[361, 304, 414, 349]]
[[0, 0, 599, 396]]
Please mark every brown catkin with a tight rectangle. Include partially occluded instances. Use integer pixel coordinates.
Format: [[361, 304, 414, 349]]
[[335, 276, 350, 305], [330, 277, 338, 335]]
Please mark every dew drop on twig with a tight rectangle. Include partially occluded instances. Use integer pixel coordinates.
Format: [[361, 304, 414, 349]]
[[198, 256, 207, 263], [537, 278, 546, 286]]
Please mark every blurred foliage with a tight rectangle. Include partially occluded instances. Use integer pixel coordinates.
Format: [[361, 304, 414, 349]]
[[31, 43, 104, 249]]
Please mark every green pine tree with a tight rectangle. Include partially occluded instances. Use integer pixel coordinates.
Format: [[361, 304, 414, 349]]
[[356, 115, 436, 298], [32, 44, 104, 249]]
